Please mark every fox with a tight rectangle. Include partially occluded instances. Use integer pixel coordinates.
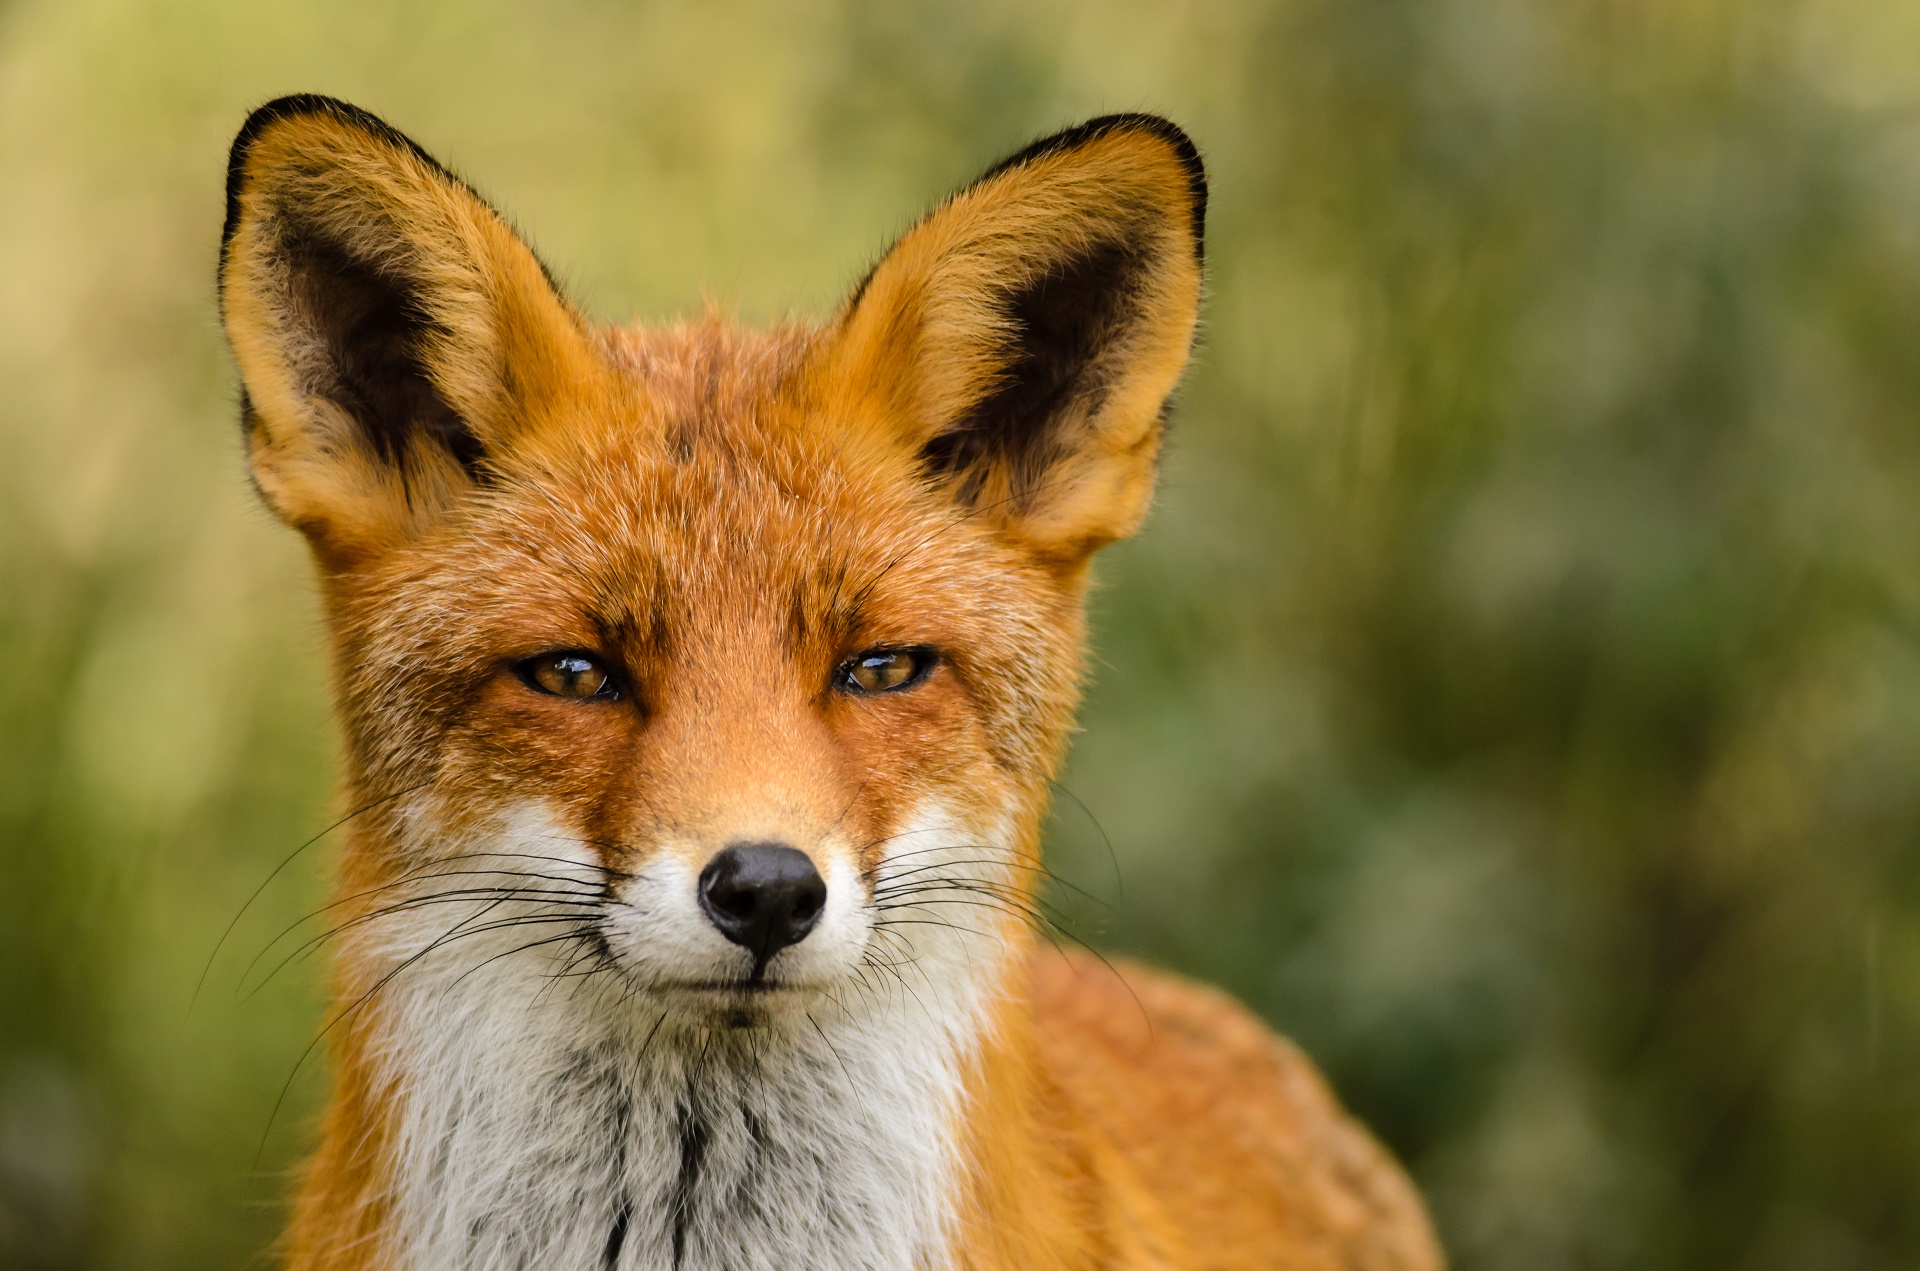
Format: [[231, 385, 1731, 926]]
[[216, 94, 1444, 1271]]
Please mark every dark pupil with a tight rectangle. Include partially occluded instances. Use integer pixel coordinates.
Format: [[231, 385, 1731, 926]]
[[863, 654, 904, 687], [552, 657, 595, 693]]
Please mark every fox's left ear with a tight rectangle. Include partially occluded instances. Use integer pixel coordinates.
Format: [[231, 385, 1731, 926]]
[[819, 115, 1205, 566]]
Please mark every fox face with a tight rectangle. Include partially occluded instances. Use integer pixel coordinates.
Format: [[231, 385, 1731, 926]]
[[312, 344, 1089, 1029], [221, 98, 1203, 1046]]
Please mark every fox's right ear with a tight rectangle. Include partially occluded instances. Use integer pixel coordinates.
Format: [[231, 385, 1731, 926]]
[[219, 95, 600, 569]]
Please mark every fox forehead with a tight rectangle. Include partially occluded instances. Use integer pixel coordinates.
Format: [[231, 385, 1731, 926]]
[[346, 322, 1063, 668]]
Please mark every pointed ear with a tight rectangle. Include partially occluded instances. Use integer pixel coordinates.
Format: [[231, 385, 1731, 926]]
[[218, 95, 601, 569], [820, 115, 1205, 566]]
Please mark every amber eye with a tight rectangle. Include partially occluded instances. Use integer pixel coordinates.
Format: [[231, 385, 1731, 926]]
[[516, 652, 617, 700], [840, 647, 936, 695]]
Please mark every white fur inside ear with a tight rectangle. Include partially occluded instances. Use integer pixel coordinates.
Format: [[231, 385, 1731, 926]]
[[363, 802, 1016, 1271]]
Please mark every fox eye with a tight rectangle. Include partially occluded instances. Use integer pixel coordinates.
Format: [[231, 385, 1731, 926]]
[[516, 652, 616, 700], [840, 647, 936, 695]]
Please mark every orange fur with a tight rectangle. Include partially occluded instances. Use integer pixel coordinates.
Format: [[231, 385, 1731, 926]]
[[219, 95, 1442, 1270]]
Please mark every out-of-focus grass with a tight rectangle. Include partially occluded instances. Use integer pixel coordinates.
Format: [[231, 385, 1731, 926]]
[[3, 1, 1918, 1267]]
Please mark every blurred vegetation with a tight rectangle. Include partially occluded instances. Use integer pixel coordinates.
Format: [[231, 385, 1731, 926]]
[[3, 0, 1919, 1266]]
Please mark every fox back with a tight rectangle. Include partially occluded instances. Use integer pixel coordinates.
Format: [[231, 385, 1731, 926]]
[[218, 95, 1442, 1271]]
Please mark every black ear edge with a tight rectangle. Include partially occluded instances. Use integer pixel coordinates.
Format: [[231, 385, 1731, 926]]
[[843, 114, 1207, 312], [218, 94, 572, 300], [219, 96, 456, 284], [968, 113, 1208, 266]]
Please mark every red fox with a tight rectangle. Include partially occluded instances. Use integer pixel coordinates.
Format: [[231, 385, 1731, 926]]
[[218, 94, 1443, 1270]]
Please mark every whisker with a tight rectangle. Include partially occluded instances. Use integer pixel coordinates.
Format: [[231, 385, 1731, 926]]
[[873, 870, 1104, 929], [871, 847, 1110, 911], [257, 892, 543, 1164], [241, 887, 607, 999], [240, 873, 606, 992], [805, 1010, 855, 1086], [1048, 780, 1125, 905], [445, 925, 598, 992], [416, 848, 634, 880], [193, 780, 431, 1018], [873, 881, 1060, 924], [872, 879, 1125, 1004]]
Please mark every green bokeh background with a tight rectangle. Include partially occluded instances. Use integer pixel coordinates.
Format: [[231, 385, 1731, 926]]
[[5, 1, 1920, 1266]]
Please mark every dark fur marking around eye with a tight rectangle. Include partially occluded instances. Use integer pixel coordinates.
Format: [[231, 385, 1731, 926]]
[[920, 237, 1146, 505], [786, 584, 811, 655], [281, 230, 485, 480], [787, 568, 864, 656]]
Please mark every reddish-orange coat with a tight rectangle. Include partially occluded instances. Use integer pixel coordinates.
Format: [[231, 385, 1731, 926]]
[[218, 95, 1442, 1270]]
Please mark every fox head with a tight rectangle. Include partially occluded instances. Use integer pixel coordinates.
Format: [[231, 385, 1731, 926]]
[[219, 96, 1203, 1033]]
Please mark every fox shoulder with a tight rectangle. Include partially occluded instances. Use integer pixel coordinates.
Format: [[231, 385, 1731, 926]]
[[1026, 947, 1445, 1271]]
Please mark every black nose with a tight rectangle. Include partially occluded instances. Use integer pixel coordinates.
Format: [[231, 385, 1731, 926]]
[[697, 843, 827, 969]]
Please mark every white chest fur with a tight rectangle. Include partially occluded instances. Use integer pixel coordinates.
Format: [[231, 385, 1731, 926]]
[[352, 801, 1011, 1271], [368, 942, 978, 1271]]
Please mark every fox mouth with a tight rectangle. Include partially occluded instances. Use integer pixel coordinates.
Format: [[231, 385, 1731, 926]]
[[662, 978, 808, 998], [653, 978, 815, 1030], [675, 979, 781, 991]]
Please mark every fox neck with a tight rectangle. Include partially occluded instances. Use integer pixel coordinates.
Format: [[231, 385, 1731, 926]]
[[361, 939, 997, 1271]]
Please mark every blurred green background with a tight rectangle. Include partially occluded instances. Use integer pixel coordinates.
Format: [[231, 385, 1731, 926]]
[[4, 0, 1919, 1266]]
